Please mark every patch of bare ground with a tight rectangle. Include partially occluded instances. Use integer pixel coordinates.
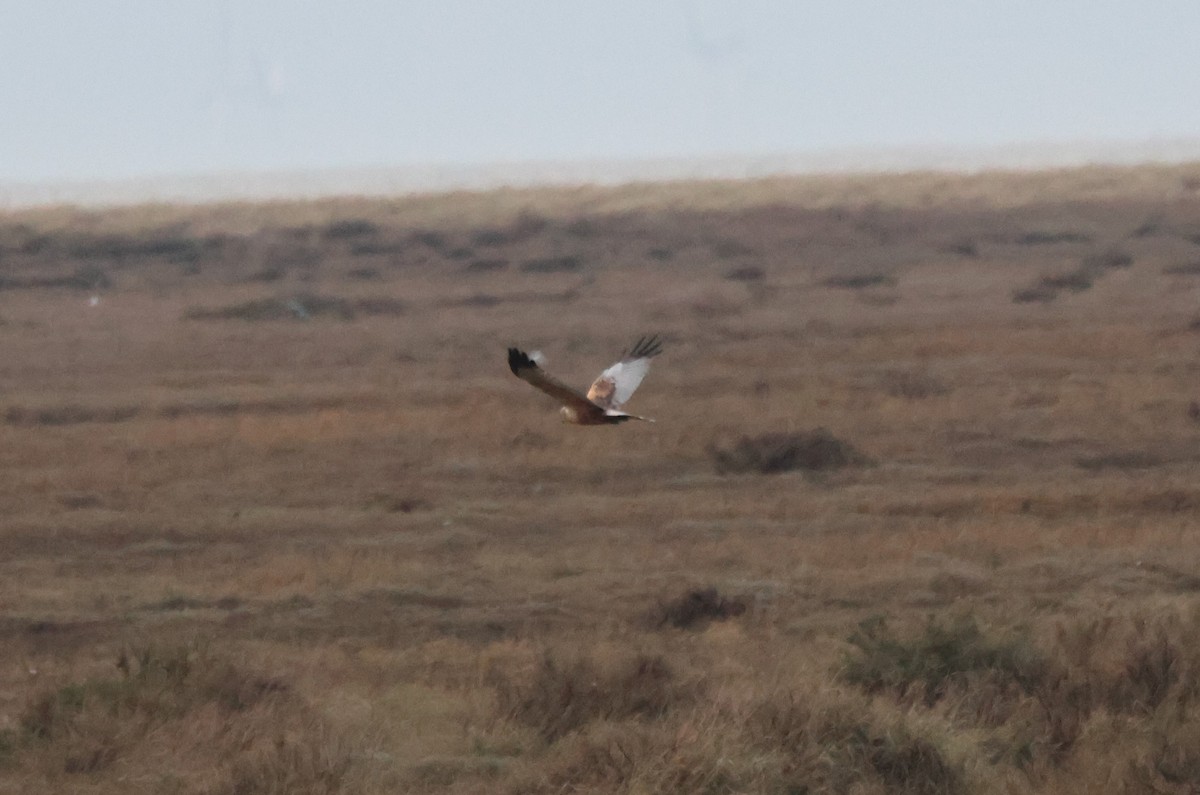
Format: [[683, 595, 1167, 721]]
[[4, 162, 1200, 792]]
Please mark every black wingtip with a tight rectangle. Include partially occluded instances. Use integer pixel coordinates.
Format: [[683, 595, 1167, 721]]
[[507, 347, 535, 375], [627, 334, 663, 359]]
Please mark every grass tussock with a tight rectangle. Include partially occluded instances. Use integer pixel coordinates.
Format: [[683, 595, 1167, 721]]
[[840, 614, 1046, 707], [1163, 260, 1200, 276], [7, 644, 355, 791], [464, 257, 509, 273], [823, 272, 896, 290], [491, 650, 695, 743], [747, 694, 965, 795], [5, 403, 140, 427], [724, 264, 765, 282], [506, 688, 965, 795], [652, 586, 747, 629], [1015, 230, 1092, 245], [520, 255, 582, 273], [0, 264, 112, 292], [1013, 245, 1134, 303], [321, 218, 380, 240], [20, 645, 287, 743], [878, 369, 951, 399], [708, 428, 868, 475]]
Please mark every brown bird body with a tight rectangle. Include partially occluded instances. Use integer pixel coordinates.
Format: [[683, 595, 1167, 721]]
[[507, 336, 663, 425]]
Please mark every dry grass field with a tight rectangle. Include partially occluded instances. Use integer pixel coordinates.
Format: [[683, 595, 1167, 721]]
[[3, 162, 1200, 793]]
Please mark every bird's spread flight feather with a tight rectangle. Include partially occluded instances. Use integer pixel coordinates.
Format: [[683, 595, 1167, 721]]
[[507, 336, 662, 424], [507, 348, 597, 416], [586, 335, 662, 410]]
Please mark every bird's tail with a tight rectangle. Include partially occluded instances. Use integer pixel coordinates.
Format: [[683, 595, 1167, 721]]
[[606, 410, 654, 423]]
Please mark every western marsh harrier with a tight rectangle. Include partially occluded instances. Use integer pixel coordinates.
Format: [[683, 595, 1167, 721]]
[[507, 336, 663, 425]]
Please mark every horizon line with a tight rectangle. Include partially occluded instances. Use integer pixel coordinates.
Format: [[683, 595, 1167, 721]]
[[4, 137, 1200, 210]]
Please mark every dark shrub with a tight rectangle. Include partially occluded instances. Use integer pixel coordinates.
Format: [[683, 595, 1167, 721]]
[[1082, 246, 1133, 271], [654, 587, 746, 629], [725, 265, 765, 282], [465, 258, 509, 273], [322, 218, 379, 239], [1015, 231, 1091, 245], [1012, 284, 1059, 304], [823, 273, 895, 290], [521, 256, 582, 274], [709, 429, 867, 475]]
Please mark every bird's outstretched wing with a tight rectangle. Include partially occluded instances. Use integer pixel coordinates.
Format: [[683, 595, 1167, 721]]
[[586, 335, 663, 410], [508, 347, 598, 415]]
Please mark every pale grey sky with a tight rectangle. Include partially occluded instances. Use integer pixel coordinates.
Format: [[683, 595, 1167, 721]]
[[3, 1, 1199, 186]]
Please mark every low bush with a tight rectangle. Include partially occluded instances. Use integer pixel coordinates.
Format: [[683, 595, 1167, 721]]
[[823, 272, 895, 290], [708, 428, 868, 475], [653, 587, 746, 629], [724, 265, 765, 282], [520, 256, 582, 273], [1081, 246, 1133, 271], [321, 218, 379, 239], [1015, 230, 1091, 245]]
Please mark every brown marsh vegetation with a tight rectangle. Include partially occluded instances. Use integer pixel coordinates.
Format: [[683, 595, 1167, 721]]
[[3, 162, 1200, 792]]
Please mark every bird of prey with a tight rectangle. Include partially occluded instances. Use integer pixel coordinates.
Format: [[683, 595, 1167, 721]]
[[507, 336, 663, 425]]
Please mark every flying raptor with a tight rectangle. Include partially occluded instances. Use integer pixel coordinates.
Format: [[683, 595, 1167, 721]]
[[507, 336, 663, 425]]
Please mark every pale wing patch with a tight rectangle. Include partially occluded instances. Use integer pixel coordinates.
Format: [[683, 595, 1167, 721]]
[[586, 336, 662, 410], [588, 358, 651, 409]]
